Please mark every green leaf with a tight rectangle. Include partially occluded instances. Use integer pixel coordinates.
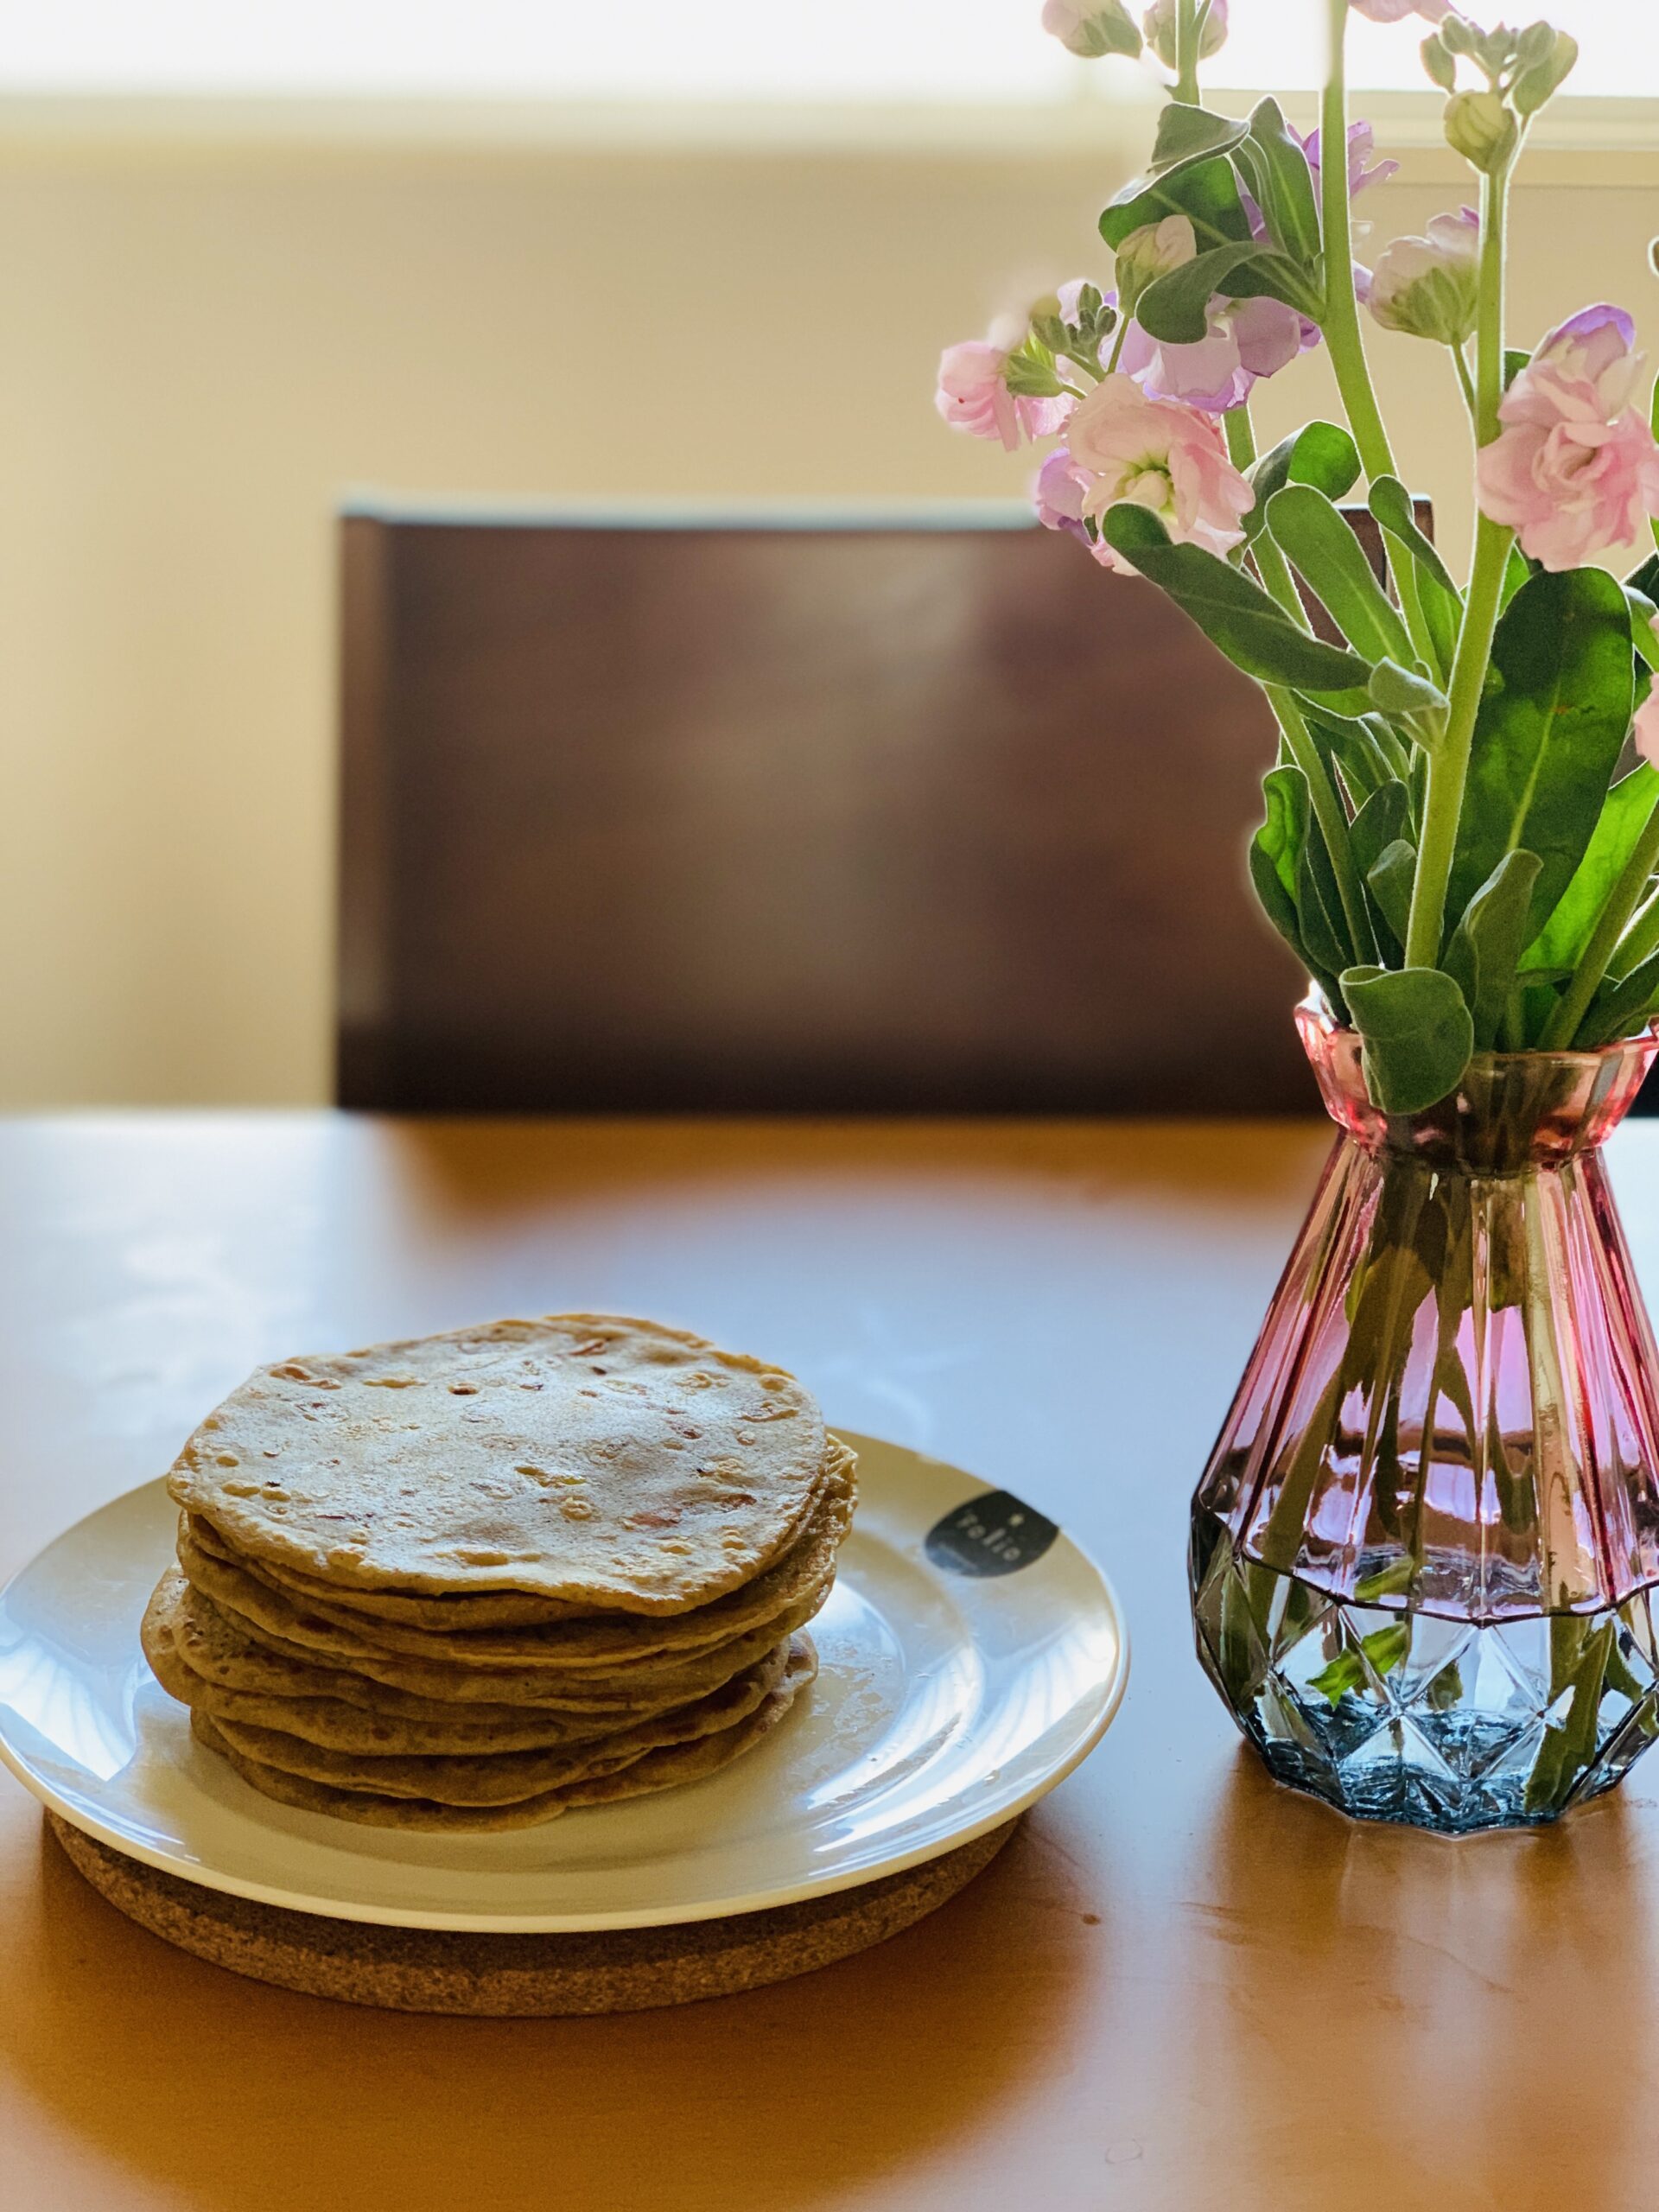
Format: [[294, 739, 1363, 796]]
[[1249, 767, 1342, 1009], [1522, 766, 1659, 976], [1145, 101, 1251, 176], [1368, 476, 1460, 682], [1136, 243, 1270, 345], [1340, 964, 1475, 1114], [1098, 505, 1374, 707], [1100, 153, 1253, 255], [1499, 541, 1536, 615], [1577, 943, 1659, 1049], [1351, 783, 1413, 957], [1443, 849, 1543, 1051], [1366, 839, 1418, 949], [1351, 783, 1412, 881], [1244, 422, 1361, 547], [1265, 486, 1415, 668], [1300, 704, 1411, 797], [1446, 567, 1635, 957], [1300, 813, 1356, 978], [1231, 98, 1321, 265], [1369, 658, 1449, 753]]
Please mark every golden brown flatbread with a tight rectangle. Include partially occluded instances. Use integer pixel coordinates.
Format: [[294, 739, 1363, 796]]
[[165, 1314, 827, 1613], [190, 1639, 817, 1830], [181, 1438, 854, 1664]]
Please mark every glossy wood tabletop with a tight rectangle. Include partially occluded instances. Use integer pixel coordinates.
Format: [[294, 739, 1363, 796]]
[[3, 1113, 1658, 2212]]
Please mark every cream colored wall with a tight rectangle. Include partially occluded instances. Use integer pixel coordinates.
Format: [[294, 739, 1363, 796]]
[[1, 127, 1656, 1104]]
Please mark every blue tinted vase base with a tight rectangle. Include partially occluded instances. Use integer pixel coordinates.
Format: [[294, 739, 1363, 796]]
[[1192, 1511, 1659, 1834]]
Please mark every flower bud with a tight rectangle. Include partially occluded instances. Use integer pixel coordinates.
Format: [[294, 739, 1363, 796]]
[[1142, 0, 1228, 72], [1040, 0, 1142, 60], [1114, 213, 1197, 315], [1511, 29, 1579, 117], [1420, 31, 1456, 93], [1369, 208, 1480, 345], [1444, 89, 1519, 174]]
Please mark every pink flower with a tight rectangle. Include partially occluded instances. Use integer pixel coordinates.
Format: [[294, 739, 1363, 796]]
[[1348, 0, 1447, 21], [935, 334, 1072, 451], [1034, 448, 1096, 549], [1118, 292, 1314, 415], [1041, 0, 1141, 58], [1477, 305, 1659, 569], [935, 340, 1022, 451], [1297, 120, 1399, 204], [1061, 374, 1255, 571], [1369, 207, 1479, 343]]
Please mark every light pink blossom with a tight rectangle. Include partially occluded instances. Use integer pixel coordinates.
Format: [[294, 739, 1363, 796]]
[[1118, 292, 1314, 415], [1040, 0, 1140, 58], [1061, 373, 1255, 571], [1369, 207, 1479, 343], [1297, 120, 1399, 203], [1142, 0, 1229, 67], [1348, 0, 1447, 21], [935, 334, 1072, 450], [1034, 448, 1096, 549], [1477, 305, 1659, 569]]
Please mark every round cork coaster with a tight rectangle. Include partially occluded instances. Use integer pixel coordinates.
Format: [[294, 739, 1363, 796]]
[[47, 1811, 1019, 2015]]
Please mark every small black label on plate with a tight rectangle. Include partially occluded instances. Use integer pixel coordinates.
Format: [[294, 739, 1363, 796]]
[[925, 1491, 1059, 1578]]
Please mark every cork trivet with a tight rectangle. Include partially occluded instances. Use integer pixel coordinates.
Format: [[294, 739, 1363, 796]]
[[46, 1811, 1018, 2015]]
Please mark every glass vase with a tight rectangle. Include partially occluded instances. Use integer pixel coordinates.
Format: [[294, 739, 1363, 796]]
[[1192, 995, 1659, 1832]]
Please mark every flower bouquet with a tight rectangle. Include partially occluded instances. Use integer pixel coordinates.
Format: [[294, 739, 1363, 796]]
[[939, 1, 1659, 1829]]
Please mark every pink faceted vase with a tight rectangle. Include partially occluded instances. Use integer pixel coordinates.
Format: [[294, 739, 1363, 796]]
[[1192, 996, 1659, 1830]]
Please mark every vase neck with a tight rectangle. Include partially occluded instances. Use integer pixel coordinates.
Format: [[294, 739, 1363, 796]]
[[1296, 996, 1658, 1172]]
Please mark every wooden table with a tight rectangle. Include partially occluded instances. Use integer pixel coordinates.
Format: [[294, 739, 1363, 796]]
[[3, 1113, 1657, 2212]]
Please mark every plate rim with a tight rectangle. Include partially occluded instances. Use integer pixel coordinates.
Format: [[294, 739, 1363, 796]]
[[0, 1433, 1130, 1932]]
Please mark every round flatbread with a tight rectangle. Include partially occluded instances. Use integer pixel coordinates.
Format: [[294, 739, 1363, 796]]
[[143, 1573, 643, 1751], [190, 1639, 817, 1830], [188, 1548, 832, 1708], [165, 1314, 827, 1614], [183, 1439, 855, 1665], [199, 1641, 793, 1804], [188, 1433, 858, 1645]]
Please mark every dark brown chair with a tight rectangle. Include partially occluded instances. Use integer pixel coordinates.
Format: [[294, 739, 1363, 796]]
[[337, 503, 1314, 1114]]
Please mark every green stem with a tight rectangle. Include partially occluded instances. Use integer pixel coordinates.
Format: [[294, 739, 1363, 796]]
[[1544, 796, 1659, 1047], [1269, 684, 1376, 963], [1452, 344, 1478, 422], [1402, 153, 1516, 970], [1105, 318, 1130, 374], [1319, 6, 1394, 486], [1173, 0, 1201, 105], [1318, 1, 1436, 674]]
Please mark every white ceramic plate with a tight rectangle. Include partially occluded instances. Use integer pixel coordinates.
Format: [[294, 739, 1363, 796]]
[[0, 1433, 1127, 1931]]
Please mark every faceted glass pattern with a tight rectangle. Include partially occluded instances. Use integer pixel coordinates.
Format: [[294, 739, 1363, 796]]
[[1192, 1001, 1659, 1831]]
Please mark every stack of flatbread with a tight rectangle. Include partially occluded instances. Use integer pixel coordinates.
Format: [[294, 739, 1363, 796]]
[[142, 1314, 852, 1831]]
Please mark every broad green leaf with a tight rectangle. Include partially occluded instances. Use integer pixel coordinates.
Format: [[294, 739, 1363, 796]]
[[1366, 839, 1418, 948], [1296, 705, 1401, 805], [1443, 849, 1543, 1050], [1578, 944, 1659, 1048], [1628, 587, 1659, 669], [1630, 549, 1659, 602], [1249, 766, 1347, 1010], [1100, 153, 1253, 254], [1265, 486, 1414, 667], [1351, 783, 1413, 957], [1096, 505, 1375, 706], [1300, 813, 1357, 977], [1145, 102, 1251, 176], [1244, 422, 1360, 547], [1137, 243, 1270, 344], [1231, 98, 1320, 264], [1446, 567, 1634, 955], [1219, 251, 1325, 318], [1351, 783, 1412, 882], [1369, 658, 1449, 753], [1499, 541, 1536, 615], [1340, 964, 1475, 1115], [1368, 476, 1460, 681], [1522, 765, 1659, 976]]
